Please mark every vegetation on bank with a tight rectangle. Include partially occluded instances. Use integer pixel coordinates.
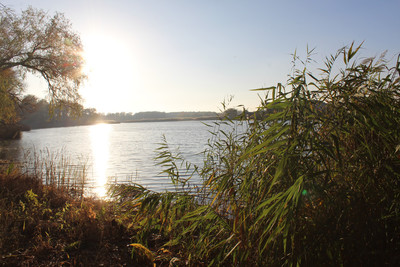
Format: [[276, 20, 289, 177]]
[[118, 44, 400, 265], [0, 5, 85, 126], [0, 165, 164, 266], [1, 44, 400, 266], [0, 95, 222, 138], [0, 4, 86, 141], [19, 101, 221, 130]]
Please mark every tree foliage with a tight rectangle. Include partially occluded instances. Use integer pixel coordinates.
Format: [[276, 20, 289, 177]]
[[0, 68, 23, 123], [19, 97, 100, 129], [0, 5, 85, 124]]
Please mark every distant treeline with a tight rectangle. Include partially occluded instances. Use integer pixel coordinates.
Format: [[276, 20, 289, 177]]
[[20, 99, 101, 129], [19, 98, 221, 130], [18, 97, 321, 130], [104, 111, 219, 122]]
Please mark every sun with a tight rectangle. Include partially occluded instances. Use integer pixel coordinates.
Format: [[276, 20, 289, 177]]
[[80, 34, 139, 113]]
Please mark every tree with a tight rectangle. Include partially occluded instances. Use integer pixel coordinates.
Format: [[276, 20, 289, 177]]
[[0, 68, 23, 123], [222, 108, 239, 119], [0, 4, 85, 125]]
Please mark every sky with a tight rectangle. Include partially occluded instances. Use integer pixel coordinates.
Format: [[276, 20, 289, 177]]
[[2, 0, 400, 114]]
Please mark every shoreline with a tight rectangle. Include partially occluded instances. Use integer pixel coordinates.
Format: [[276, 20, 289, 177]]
[[122, 116, 219, 123], [19, 116, 220, 131]]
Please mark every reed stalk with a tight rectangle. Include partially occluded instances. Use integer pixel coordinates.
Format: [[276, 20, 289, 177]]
[[111, 43, 400, 266], [22, 148, 89, 197]]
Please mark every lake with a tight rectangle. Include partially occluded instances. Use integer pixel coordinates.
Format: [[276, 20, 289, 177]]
[[0, 120, 225, 196]]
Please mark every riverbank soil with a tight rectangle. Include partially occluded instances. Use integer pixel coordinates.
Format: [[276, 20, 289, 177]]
[[0, 167, 177, 266]]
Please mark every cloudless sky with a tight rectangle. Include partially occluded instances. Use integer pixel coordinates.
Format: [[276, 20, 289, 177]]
[[2, 0, 400, 114]]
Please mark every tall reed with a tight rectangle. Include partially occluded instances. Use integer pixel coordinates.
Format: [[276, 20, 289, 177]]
[[111, 43, 400, 266], [23, 148, 89, 197]]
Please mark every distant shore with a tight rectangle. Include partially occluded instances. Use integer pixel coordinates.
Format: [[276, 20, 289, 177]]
[[0, 117, 221, 140], [21, 116, 220, 130], [15, 109, 223, 135], [122, 116, 219, 123]]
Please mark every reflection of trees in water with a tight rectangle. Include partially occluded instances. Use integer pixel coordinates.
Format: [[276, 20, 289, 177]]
[[0, 140, 22, 161]]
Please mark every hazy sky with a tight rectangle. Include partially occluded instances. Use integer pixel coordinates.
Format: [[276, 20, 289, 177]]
[[2, 0, 400, 114]]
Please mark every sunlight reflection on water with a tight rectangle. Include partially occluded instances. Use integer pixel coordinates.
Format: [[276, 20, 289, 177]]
[[90, 124, 111, 197], [1, 121, 247, 197]]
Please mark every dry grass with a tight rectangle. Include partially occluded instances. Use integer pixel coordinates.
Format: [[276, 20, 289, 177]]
[[0, 166, 181, 266]]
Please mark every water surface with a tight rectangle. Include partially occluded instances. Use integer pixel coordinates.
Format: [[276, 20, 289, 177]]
[[1, 121, 216, 196]]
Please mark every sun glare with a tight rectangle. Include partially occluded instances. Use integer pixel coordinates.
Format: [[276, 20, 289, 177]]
[[81, 34, 139, 113], [90, 123, 111, 197]]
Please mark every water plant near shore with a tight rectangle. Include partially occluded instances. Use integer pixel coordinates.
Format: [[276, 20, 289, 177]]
[[113, 43, 400, 266], [22, 148, 89, 197]]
